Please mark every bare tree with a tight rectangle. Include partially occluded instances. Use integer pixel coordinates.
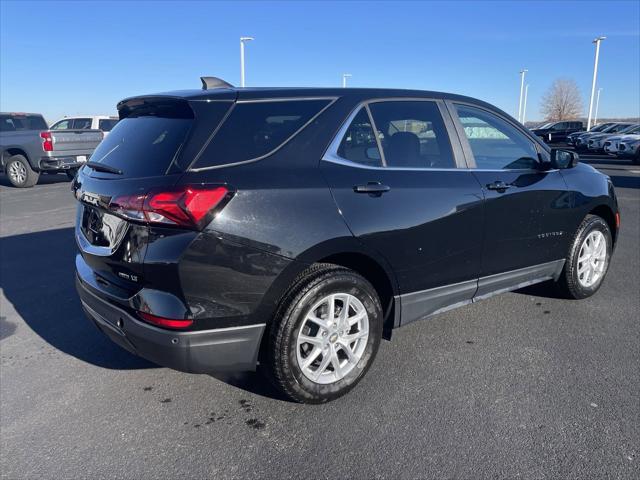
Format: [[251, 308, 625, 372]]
[[540, 78, 583, 121]]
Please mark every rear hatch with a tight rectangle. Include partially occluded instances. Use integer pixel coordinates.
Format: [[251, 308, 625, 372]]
[[73, 94, 235, 306], [50, 129, 104, 154]]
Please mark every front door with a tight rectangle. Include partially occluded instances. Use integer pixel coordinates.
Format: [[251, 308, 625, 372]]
[[449, 102, 570, 297], [321, 99, 485, 325]]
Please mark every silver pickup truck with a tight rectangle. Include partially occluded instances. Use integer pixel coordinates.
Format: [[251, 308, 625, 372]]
[[1, 112, 104, 187]]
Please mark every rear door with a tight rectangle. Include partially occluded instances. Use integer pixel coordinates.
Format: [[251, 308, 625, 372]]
[[321, 99, 485, 325], [448, 102, 570, 297]]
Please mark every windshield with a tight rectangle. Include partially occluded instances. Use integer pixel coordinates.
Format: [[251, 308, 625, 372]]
[[537, 123, 552, 129]]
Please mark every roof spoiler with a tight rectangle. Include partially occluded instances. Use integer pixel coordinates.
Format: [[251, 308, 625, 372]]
[[200, 76, 234, 90]]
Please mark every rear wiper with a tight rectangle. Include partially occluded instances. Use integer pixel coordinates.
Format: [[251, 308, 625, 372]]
[[85, 161, 123, 175]]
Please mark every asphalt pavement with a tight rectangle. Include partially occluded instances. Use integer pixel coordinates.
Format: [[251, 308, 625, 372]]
[[1, 153, 639, 479]]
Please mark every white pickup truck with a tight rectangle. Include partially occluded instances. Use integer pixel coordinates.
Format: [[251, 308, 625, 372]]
[[1, 112, 104, 187], [50, 115, 119, 134]]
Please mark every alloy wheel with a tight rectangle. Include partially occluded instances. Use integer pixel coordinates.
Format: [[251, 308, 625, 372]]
[[577, 230, 607, 288], [8, 161, 27, 185], [296, 293, 369, 384]]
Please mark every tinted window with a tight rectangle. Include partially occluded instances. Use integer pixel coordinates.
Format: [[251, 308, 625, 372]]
[[553, 122, 567, 130], [455, 104, 538, 170], [337, 108, 381, 166], [87, 116, 192, 177], [73, 118, 92, 129], [51, 119, 73, 130], [368, 101, 455, 168], [193, 99, 331, 169], [98, 119, 119, 131], [0, 114, 47, 132]]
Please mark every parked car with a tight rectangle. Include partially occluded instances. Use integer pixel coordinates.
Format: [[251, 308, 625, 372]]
[[73, 79, 619, 403], [574, 123, 629, 151], [617, 137, 640, 163], [530, 120, 584, 144], [50, 115, 118, 135], [567, 123, 614, 147], [587, 123, 637, 152], [603, 126, 640, 155], [1, 112, 104, 187]]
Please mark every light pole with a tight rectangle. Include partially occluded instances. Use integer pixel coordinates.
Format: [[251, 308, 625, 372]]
[[240, 36, 254, 87], [517, 68, 528, 123], [342, 73, 352, 88], [594, 88, 602, 126], [522, 84, 529, 125], [587, 36, 606, 130]]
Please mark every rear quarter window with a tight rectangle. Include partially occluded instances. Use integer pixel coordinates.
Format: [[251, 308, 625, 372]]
[[98, 119, 119, 131], [191, 99, 333, 169]]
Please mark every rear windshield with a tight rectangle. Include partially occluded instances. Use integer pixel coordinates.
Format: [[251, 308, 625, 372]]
[[98, 119, 119, 131], [191, 99, 332, 169], [88, 116, 192, 177], [0, 114, 48, 132]]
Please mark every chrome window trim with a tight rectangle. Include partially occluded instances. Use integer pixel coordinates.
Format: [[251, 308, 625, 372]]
[[188, 97, 338, 172], [322, 97, 464, 172]]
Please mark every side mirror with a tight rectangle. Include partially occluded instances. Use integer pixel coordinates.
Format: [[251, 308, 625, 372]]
[[550, 148, 579, 169]]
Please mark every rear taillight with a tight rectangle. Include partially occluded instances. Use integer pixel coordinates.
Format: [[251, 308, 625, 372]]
[[138, 311, 193, 330], [109, 185, 231, 229], [40, 132, 53, 151]]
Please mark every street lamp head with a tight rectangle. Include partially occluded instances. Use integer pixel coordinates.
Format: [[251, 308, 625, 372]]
[[343, 73, 352, 78], [593, 36, 606, 43], [520, 69, 528, 74], [240, 36, 254, 42]]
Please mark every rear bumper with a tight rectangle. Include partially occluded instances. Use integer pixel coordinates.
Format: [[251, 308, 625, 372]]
[[76, 275, 265, 373], [39, 156, 87, 171]]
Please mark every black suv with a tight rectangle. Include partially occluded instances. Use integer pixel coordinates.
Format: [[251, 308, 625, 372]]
[[74, 78, 619, 403], [530, 121, 584, 144]]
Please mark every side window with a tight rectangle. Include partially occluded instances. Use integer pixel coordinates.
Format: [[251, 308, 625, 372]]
[[51, 119, 72, 130], [455, 104, 539, 170], [337, 108, 382, 167], [73, 118, 92, 129], [192, 99, 331, 169], [368, 101, 455, 168], [553, 122, 567, 130]]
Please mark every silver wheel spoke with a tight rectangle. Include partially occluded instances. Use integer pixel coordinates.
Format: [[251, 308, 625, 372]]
[[330, 346, 343, 378], [313, 353, 332, 381], [577, 230, 608, 288], [298, 334, 324, 347], [302, 347, 322, 369]]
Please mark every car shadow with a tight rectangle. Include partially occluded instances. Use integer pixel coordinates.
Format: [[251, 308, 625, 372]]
[[514, 281, 566, 300], [0, 227, 154, 370], [0, 172, 71, 188], [609, 175, 640, 190]]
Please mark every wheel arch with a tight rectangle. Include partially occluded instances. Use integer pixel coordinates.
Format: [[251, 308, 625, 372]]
[[1, 147, 30, 168], [588, 204, 618, 245], [257, 237, 399, 347]]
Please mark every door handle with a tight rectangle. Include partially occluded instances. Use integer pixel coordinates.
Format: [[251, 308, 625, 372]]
[[486, 181, 512, 191], [353, 182, 391, 196]]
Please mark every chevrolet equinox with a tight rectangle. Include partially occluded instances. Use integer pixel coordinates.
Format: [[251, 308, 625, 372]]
[[74, 77, 619, 403]]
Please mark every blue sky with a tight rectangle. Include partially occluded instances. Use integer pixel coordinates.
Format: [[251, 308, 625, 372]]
[[1, 0, 638, 123]]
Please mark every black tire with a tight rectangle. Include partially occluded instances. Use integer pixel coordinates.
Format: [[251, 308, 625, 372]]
[[555, 215, 612, 299], [633, 151, 640, 165], [266, 263, 383, 403], [5, 154, 39, 188], [66, 168, 79, 181]]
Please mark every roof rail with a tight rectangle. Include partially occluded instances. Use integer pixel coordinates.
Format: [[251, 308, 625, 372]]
[[200, 76, 234, 90]]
